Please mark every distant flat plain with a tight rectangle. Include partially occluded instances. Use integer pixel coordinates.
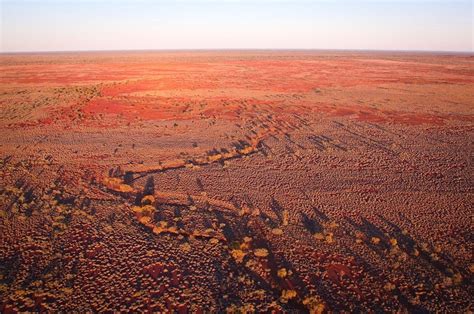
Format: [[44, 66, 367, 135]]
[[1, 51, 473, 312]]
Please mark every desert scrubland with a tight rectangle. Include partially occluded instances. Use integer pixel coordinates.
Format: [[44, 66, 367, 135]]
[[0, 51, 473, 312]]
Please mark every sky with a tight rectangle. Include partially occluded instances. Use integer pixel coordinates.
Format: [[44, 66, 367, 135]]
[[1, 0, 472, 52]]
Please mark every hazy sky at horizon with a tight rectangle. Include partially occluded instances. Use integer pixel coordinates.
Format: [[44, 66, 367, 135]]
[[1, 0, 472, 52]]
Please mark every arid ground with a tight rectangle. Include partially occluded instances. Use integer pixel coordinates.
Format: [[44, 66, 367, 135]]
[[1, 51, 473, 312]]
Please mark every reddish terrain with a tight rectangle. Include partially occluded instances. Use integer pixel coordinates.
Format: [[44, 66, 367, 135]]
[[1, 51, 473, 312]]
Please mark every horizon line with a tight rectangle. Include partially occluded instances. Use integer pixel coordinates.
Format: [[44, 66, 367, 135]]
[[1, 48, 473, 55]]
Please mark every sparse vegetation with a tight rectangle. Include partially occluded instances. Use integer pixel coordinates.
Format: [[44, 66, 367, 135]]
[[1, 51, 472, 312]]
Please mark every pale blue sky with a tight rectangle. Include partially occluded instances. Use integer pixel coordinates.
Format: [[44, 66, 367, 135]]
[[1, 0, 472, 52]]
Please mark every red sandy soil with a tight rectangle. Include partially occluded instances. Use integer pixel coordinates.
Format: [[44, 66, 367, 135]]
[[0, 51, 473, 312]]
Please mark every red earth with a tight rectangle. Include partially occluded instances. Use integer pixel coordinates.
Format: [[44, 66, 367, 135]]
[[1, 51, 473, 312]]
